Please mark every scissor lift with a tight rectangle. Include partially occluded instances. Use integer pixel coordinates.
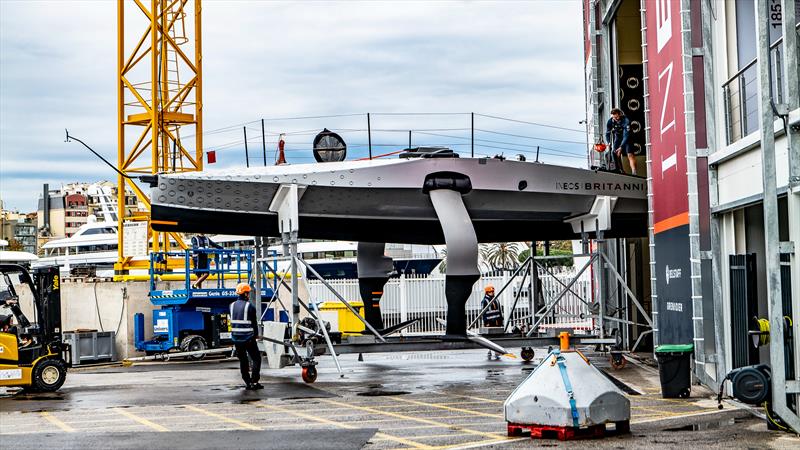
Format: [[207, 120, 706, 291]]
[[134, 249, 276, 356]]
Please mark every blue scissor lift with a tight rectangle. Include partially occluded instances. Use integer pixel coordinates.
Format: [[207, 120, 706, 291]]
[[134, 248, 277, 355]]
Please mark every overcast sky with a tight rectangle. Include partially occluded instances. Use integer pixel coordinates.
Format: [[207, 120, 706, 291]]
[[0, 0, 587, 212]]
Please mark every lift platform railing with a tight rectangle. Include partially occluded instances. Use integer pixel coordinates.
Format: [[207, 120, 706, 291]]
[[148, 249, 254, 302]]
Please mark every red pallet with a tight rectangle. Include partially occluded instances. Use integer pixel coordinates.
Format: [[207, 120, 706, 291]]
[[507, 421, 628, 440]]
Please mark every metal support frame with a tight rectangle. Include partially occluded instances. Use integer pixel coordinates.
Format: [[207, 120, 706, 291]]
[[468, 257, 532, 329], [679, 0, 713, 388], [756, 0, 800, 432], [525, 254, 597, 337], [781, 0, 800, 428], [701, 0, 728, 390]]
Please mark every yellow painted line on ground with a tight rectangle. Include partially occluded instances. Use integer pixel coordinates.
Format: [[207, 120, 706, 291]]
[[261, 402, 433, 449], [631, 407, 735, 424], [183, 405, 261, 430], [439, 437, 528, 450], [392, 397, 503, 419], [446, 394, 504, 404], [114, 408, 169, 432], [373, 432, 475, 441], [321, 398, 507, 441], [39, 412, 75, 433]]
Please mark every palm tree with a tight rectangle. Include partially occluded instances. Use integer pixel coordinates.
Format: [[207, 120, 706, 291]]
[[482, 242, 522, 273]]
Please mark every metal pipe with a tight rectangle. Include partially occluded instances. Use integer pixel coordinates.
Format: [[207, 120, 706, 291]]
[[600, 251, 653, 327], [526, 254, 597, 336], [261, 119, 267, 166], [471, 112, 474, 158], [367, 113, 372, 160], [297, 257, 386, 342], [756, 0, 799, 432], [243, 126, 249, 168], [468, 258, 531, 329], [503, 266, 529, 332], [536, 260, 590, 306]]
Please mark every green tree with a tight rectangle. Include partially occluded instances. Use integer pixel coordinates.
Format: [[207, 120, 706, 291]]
[[482, 242, 522, 273], [518, 241, 574, 267]]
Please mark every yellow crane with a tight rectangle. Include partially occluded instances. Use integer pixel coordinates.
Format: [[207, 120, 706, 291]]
[[115, 0, 203, 277]]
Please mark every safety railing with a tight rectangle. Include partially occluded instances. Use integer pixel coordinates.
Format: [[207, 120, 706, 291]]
[[149, 248, 254, 294], [723, 23, 800, 145], [307, 269, 593, 335]]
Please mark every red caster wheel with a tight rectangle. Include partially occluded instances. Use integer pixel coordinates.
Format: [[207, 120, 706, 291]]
[[302, 366, 318, 383], [610, 354, 627, 370]]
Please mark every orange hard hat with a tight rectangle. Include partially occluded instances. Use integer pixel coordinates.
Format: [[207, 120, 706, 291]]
[[235, 283, 252, 295], [484, 285, 495, 293]]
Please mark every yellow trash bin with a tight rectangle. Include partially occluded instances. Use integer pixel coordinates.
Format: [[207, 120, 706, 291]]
[[318, 301, 365, 335]]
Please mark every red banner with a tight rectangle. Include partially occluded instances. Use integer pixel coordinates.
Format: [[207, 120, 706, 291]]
[[645, 0, 688, 230]]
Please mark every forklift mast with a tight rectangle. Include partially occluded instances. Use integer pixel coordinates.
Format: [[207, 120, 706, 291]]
[[33, 266, 62, 345], [0, 264, 62, 346]]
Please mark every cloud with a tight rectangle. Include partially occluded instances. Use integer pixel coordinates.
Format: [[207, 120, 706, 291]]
[[0, 0, 587, 212]]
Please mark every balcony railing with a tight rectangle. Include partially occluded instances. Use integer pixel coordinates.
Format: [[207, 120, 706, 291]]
[[723, 23, 800, 145]]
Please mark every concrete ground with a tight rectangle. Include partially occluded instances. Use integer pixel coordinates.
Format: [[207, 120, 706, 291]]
[[1, 347, 798, 449]]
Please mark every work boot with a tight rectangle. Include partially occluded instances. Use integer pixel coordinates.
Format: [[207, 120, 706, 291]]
[[245, 383, 255, 390], [252, 383, 264, 390]]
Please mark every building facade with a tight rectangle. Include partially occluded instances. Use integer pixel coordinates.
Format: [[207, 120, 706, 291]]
[[38, 181, 140, 242], [584, 0, 799, 429], [0, 209, 37, 254]]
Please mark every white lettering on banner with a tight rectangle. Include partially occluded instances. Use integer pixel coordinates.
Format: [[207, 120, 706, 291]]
[[665, 265, 682, 285], [658, 62, 676, 136], [666, 301, 683, 312], [0, 369, 22, 380], [656, 0, 672, 52], [662, 152, 678, 176]]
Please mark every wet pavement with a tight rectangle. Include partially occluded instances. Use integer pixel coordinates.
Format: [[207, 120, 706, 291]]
[[1, 348, 797, 449]]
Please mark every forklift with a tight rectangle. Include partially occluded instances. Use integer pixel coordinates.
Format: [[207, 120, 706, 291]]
[[0, 264, 70, 392]]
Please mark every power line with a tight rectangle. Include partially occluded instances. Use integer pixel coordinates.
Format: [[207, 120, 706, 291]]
[[412, 130, 585, 158], [370, 112, 469, 116], [474, 113, 586, 133], [475, 128, 587, 145]]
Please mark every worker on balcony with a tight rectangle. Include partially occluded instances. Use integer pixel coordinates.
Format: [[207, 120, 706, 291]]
[[230, 283, 263, 390], [605, 108, 636, 175], [481, 285, 503, 360], [191, 233, 222, 289]]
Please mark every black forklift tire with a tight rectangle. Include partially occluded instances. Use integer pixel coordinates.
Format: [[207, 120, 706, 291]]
[[32, 358, 67, 392], [181, 335, 207, 360], [520, 347, 535, 361]]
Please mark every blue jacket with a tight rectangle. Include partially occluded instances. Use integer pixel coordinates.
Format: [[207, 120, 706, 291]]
[[229, 298, 258, 343], [605, 116, 630, 148]]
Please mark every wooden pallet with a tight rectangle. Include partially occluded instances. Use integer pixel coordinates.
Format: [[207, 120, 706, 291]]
[[507, 420, 629, 440]]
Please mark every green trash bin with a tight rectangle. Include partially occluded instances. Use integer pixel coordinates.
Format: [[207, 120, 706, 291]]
[[655, 344, 694, 398]]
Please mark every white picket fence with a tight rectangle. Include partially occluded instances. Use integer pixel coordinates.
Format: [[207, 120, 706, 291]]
[[306, 268, 593, 335]]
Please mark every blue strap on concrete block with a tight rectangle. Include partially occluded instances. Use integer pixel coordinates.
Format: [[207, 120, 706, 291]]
[[556, 353, 580, 428]]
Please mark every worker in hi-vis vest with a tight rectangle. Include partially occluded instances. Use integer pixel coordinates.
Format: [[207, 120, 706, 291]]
[[229, 283, 263, 390], [481, 285, 503, 360]]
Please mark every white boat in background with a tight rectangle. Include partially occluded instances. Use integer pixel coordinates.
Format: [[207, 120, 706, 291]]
[[36, 219, 118, 277], [0, 239, 39, 265], [212, 235, 442, 279]]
